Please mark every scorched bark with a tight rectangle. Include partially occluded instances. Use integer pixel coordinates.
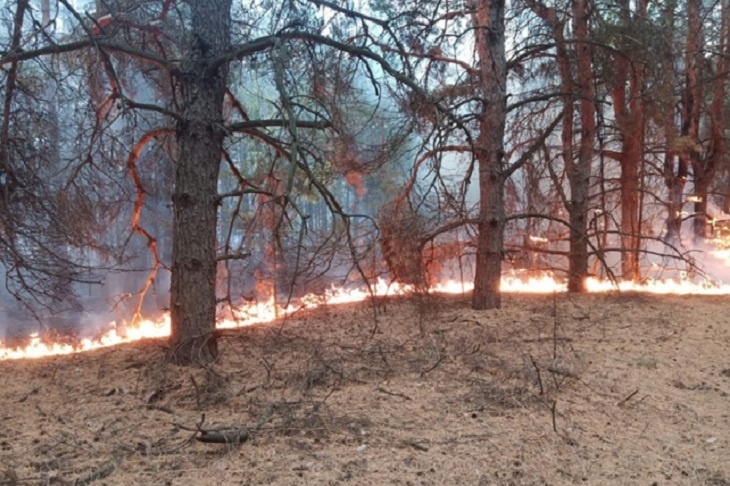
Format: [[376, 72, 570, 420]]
[[472, 0, 507, 310], [169, 0, 231, 365]]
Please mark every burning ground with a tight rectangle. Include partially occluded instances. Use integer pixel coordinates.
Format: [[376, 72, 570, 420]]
[[0, 292, 728, 485]]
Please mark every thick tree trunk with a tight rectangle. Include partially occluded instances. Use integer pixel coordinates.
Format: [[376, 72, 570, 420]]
[[169, 0, 231, 365], [472, 0, 507, 310], [619, 152, 641, 279], [567, 0, 595, 293], [612, 0, 647, 281], [612, 82, 643, 280], [473, 167, 505, 310]]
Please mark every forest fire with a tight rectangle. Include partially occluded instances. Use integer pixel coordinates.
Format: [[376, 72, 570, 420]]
[[710, 233, 730, 264], [1, 274, 729, 361]]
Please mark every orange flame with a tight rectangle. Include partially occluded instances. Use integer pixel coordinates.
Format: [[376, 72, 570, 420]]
[[1, 274, 728, 360]]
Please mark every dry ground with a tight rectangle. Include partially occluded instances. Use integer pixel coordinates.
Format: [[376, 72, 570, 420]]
[[0, 292, 729, 486]]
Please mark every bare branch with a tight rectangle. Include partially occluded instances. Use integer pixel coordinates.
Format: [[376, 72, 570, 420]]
[[227, 119, 330, 132]]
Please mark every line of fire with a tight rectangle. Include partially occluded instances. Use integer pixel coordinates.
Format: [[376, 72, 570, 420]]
[[1, 0, 730, 362]]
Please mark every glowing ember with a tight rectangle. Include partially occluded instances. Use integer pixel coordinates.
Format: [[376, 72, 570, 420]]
[[1, 274, 729, 360], [528, 235, 549, 244]]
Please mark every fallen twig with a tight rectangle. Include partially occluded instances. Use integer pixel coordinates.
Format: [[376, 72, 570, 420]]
[[546, 367, 579, 379], [17, 387, 39, 403], [377, 387, 412, 401], [195, 428, 249, 444], [403, 439, 429, 452], [174, 413, 249, 446], [73, 461, 115, 485], [616, 389, 639, 407], [529, 355, 544, 395], [259, 358, 273, 389], [189, 375, 201, 410], [420, 348, 445, 376]]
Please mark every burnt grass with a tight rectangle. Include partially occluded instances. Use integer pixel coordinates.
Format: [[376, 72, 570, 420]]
[[0, 292, 729, 485]]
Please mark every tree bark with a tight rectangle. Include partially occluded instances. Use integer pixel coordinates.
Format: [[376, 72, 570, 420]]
[[683, 0, 705, 242], [566, 0, 595, 293], [524, 0, 592, 292], [659, 4, 686, 243], [612, 78, 643, 280], [692, 174, 709, 239], [168, 0, 231, 365], [612, 0, 646, 281], [0, 0, 29, 180], [472, 0, 507, 310], [699, 0, 730, 239]]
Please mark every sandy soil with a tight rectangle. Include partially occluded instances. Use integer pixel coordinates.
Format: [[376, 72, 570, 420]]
[[0, 292, 728, 486]]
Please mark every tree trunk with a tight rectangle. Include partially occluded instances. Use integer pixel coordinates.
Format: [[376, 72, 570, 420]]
[[618, 90, 644, 280], [657, 3, 685, 243], [698, 0, 730, 240], [612, 0, 646, 281], [612, 79, 643, 281], [567, 0, 595, 293], [664, 150, 687, 243], [525, 0, 592, 292], [0, 0, 29, 180], [619, 150, 641, 279], [692, 174, 709, 239], [169, 0, 231, 365], [682, 0, 706, 242], [472, 0, 507, 310]]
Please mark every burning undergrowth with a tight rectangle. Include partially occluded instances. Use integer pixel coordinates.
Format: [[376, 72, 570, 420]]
[[5, 214, 730, 361], [379, 203, 470, 290]]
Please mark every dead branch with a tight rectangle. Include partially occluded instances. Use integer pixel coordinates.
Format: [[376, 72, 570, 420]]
[[73, 460, 115, 486], [124, 127, 173, 325], [228, 119, 330, 131], [420, 347, 445, 376], [377, 386, 412, 401], [616, 389, 639, 407], [260, 358, 273, 389], [189, 375, 201, 410], [403, 439, 429, 452], [17, 387, 39, 403], [545, 367, 579, 380], [195, 428, 249, 444], [529, 355, 544, 395]]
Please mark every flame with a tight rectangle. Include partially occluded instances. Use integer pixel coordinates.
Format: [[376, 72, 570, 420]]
[[710, 231, 730, 264], [2, 274, 729, 360], [711, 247, 730, 264]]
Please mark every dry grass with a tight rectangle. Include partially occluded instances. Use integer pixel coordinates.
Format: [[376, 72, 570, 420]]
[[0, 292, 729, 485]]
